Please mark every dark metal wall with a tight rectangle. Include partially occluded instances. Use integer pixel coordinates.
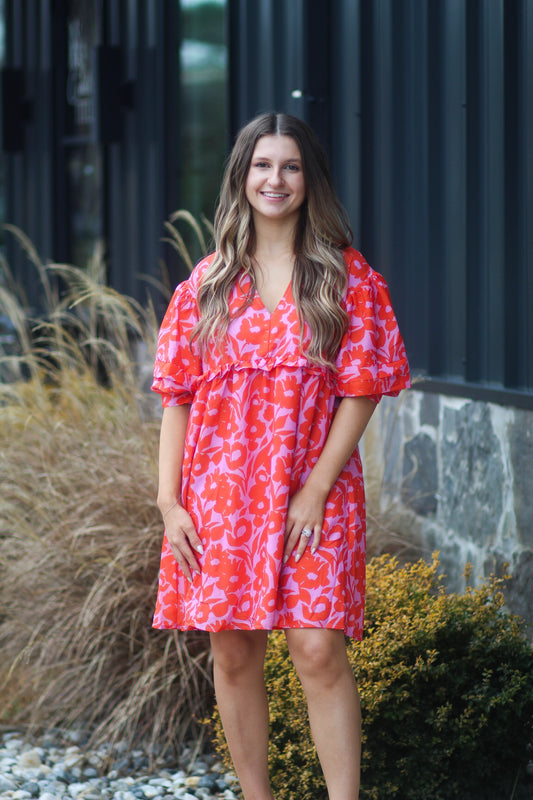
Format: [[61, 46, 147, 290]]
[[228, 0, 331, 147], [102, 1, 182, 300], [2, 0, 182, 311], [3, 0, 532, 401], [229, 0, 533, 402]]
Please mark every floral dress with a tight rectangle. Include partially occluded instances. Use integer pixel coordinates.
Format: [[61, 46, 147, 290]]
[[151, 247, 410, 639]]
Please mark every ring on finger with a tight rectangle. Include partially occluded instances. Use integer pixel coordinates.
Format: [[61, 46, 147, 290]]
[[301, 527, 313, 538]]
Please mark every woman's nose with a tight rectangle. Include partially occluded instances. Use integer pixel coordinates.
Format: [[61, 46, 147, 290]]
[[268, 167, 283, 185]]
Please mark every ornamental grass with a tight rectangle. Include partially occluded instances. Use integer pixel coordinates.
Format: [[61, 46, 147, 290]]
[[0, 221, 213, 762]]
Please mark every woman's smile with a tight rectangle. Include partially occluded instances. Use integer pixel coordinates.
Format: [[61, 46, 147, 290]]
[[245, 135, 306, 223]]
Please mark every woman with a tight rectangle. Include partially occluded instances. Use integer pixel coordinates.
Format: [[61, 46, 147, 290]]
[[152, 112, 410, 800]]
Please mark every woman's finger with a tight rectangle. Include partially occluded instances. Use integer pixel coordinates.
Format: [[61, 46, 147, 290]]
[[310, 525, 321, 554], [163, 504, 204, 581], [168, 535, 201, 582], [283, 524, 321, 564], [166, 524, 203, 581], [294, 525, 320, 562]]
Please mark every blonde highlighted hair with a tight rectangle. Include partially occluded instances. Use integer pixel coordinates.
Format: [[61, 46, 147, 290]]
[[194, 112, 353, 367]]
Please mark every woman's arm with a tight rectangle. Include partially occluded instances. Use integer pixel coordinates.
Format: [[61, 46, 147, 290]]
[[157, 404, 204, 581], [284, 395, 377, 562]]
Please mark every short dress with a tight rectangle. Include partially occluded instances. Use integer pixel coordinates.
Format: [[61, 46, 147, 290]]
[[151, 247, 410, 639]]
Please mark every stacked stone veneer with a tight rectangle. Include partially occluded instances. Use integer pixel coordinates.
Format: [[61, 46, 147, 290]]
[[362, 388, 533, 635]]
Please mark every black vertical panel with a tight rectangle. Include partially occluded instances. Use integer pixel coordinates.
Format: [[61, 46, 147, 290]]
[[135, 0, 158, 297], [427, 0, 445, 376], [482, 0, 505, 384], [51, 0, 69, 266], [360, 0, 395, 275], [465, 0, 482, 383], [397, 0, 430, 371], [504, 0, 520, 388], [504, 0, 532, 391], [228, 0, 326, 143], [272, 0, 300, 114], [227, 0, 244, 139], [229, 0, 296, 134], [359, 0, 375, 259], [390, 0, 407, 292], [441, 0, 467, 380], [466, 0, 505, 385], [523, 1, 533, 389], [105, 0, 135, 296], [258, 0, 275, 104], [162, 0, 182, 286], [3, 0, 55, 311], [301, 0, 330, 150], [104, 0, 123, 293], [103, 0, 172, 299], [330, 0, 361, 241], [361, 0, 429, 369]]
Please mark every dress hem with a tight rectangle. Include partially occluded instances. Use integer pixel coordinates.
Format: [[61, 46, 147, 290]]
[[152, 621, 362, 640]]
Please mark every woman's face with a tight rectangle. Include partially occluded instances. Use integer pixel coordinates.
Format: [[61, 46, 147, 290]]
[[245, 135, 306, 226]]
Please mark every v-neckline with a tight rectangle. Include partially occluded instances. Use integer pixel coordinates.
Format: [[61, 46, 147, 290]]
[[255, 279, 293, 316], [240, 272, 293, 317]]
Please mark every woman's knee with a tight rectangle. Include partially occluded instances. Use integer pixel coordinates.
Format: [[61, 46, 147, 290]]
[[285, 629, 348, 681], [210, 630, 268, 680]]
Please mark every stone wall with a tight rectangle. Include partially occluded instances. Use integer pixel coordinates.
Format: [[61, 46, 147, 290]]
[[362, 388, 533, 636]]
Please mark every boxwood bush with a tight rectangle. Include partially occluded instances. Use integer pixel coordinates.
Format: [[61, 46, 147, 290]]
[[213, 555, 533, 800]]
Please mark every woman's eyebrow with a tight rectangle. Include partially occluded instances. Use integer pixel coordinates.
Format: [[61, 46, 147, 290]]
[[252, 155, 302, 163]]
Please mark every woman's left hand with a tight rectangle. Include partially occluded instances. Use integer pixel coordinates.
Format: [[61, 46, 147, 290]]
[[283, 482, 327, 564]]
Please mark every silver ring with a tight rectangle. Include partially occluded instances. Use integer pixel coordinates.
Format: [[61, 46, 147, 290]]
[[301, 528, 313, 538]]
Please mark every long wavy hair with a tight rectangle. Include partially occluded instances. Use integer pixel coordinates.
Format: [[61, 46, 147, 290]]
[[194, 112, 353, 367]]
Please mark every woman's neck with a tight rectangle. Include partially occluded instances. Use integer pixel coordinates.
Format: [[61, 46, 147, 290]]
[[252, 216, 297, 261]]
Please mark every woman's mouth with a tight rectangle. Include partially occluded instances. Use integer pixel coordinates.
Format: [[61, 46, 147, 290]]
[[261, 192, 288, 199]]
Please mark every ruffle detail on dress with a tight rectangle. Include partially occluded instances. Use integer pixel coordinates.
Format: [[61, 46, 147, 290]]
[[334, 252, 411, 397], [334, 359, 411, 398], [198, 356, 328, 386]]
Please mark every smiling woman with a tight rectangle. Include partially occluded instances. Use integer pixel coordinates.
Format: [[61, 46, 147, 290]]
[[151, 112, 410, 800], [245, 135, 306, 227], [244, 135, 306, 313]]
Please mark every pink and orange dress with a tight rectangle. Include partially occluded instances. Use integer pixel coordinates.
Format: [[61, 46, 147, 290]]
[[151, 247, 410, 639]]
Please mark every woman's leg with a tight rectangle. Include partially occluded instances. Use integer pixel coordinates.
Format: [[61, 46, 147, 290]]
[[209, 630, 273, 800], [284, 628, 361, 800]]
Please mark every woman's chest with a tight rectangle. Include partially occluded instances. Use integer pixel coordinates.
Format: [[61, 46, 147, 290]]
[[204, 278, 309, 368]]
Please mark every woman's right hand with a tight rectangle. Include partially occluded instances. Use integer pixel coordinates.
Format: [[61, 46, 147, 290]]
[[162, 503, 203, 583]]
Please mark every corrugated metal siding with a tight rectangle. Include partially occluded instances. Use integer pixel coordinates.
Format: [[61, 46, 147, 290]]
[[228, 0, 330, 145], [3, 0, 181, 310], [230, 0, 532, 397]]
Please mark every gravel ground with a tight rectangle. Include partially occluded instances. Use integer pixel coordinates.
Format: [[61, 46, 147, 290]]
[[0, 729, 240, 800]]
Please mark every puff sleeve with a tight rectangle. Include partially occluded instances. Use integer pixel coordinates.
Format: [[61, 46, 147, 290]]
[[151, 279, 202, 407], [334, 251, 410, 399]]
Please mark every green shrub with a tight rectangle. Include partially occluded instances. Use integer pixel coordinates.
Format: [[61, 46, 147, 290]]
[[212, 555, 533, 800]]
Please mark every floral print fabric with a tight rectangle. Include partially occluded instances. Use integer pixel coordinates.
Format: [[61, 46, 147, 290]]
[[152, 247, 410, 639]]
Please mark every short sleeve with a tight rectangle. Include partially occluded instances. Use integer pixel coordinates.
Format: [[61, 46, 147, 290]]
[[334, 253, 410, 399], [151, 279, 202, 407]]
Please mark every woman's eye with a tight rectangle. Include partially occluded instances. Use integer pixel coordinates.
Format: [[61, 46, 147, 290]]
[[285, 163, 299, 171]]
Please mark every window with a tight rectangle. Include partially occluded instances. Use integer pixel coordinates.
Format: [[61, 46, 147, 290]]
[[60, 0, 103, 268], [178, 0, 227, 259]]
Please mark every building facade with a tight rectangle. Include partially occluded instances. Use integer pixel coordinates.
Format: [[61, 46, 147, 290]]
[[1, 0, 228, 314], [1, 0, 532, 626]]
